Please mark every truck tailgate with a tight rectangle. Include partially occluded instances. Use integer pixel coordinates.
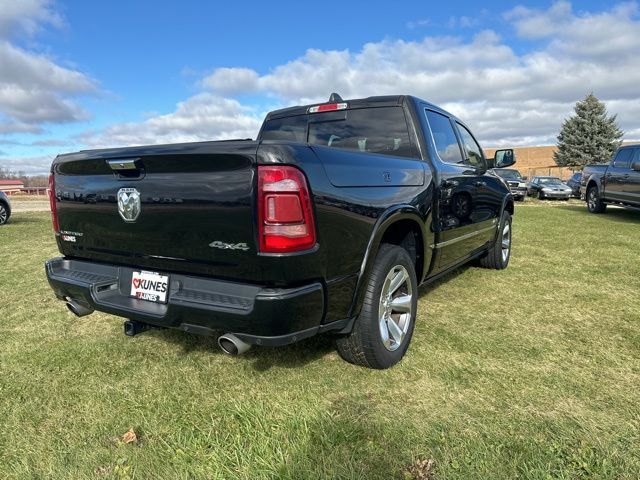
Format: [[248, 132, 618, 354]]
[[53, 141, 258, 274]]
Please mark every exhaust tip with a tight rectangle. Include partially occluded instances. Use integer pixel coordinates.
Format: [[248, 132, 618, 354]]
[[65, 298, 93, 317], [218, 334, 251, 355]]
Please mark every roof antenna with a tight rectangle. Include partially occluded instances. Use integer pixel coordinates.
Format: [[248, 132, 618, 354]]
[[328, 92, 343, 103]]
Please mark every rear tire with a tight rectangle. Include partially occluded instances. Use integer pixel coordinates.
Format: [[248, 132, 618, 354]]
[[587, 186, 607, 213], [336, 244, 418, 369], [478, 210, 512, 270]]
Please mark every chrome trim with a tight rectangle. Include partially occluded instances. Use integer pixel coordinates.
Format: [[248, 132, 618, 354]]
[[430, 224, 497, 249], [108, 158, 139, 171]]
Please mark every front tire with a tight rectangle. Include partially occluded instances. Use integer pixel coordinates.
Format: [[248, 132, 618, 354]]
[[478, 210, 512, 270], [0, 203, 8, 225], [336, 244, 418, 369], [587, 186, 607, 213]]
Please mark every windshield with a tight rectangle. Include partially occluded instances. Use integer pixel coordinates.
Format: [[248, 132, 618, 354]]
[[538, 177, 563, 185], [495, 169, 522, 180]]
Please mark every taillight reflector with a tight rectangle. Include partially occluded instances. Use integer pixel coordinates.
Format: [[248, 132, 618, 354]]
[[258, 165, 316, 253], [48, 173, 60, 233], [308, 102, 348, 113]]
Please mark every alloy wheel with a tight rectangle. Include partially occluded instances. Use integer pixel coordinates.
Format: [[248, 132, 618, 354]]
[[501, 222, 511, 263], [588, 189, 597, 211], [378, 265, 413, 352]]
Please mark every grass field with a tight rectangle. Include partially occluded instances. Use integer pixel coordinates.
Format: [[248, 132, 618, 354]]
[[1, 205, 639, 479]]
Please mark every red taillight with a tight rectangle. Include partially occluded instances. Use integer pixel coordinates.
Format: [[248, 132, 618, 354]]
[[48, 173, 59, 233], [258, 165, 316, 253], [308, 102, 348, 113]]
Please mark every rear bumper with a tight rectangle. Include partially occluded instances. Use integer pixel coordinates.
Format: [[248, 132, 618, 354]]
[[45, 257, 348, 346]]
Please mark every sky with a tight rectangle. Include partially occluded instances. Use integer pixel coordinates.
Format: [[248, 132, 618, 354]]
[[1, 0, 640, 175]]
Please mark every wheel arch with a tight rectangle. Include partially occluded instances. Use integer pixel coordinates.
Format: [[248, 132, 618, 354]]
[[347, 206, 432, 319], [586, 177, 600, 193]]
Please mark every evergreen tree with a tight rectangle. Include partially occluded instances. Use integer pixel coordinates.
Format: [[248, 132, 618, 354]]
[[554, 93, 623, 169]]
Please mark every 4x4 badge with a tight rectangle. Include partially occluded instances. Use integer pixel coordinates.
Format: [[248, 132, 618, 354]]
[[117, 188, 141, 223], [209, 240, 249, 251]]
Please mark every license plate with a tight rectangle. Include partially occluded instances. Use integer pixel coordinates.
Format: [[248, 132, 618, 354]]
[[131, 270, 169, 303]]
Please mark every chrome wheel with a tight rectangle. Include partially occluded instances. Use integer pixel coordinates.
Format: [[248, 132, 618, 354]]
[[378, 265, 413, 351], [501, 223, 511, 263], [588, 189, 597, 211], [0, 204, 7, 225]]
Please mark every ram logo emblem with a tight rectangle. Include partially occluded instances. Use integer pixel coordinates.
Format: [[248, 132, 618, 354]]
[[117, 188, 141, 223]]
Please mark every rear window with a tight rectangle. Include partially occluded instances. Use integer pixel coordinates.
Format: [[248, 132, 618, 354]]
[[261, 107, 415, 158], [260, 115, 307, 142]]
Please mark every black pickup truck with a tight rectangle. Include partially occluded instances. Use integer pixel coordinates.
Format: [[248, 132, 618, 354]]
[[45, 94, 516, 369], [581, 144, 640, 213]]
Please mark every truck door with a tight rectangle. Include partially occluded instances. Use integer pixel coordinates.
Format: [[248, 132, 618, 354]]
[[625, 147, 640, 205], [605, 148, 633, 202], [424, 109, 500, 270]]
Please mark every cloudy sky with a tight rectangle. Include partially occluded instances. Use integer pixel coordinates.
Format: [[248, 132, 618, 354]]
[[1, 0, 639, 174]]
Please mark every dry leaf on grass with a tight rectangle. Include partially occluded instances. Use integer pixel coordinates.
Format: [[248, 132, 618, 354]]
[[121, 428, 138, 444], [403, 458, 435, 480]]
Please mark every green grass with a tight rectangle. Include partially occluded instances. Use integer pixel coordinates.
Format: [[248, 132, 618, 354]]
[[0, 205, 639, 479]]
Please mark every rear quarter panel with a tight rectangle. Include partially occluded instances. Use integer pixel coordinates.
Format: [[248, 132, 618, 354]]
[[258, 143, 434, 322]]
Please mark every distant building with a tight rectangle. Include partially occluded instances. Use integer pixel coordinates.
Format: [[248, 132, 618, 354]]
[[0, 179, 25, 194], [485, 143, 639, 180]]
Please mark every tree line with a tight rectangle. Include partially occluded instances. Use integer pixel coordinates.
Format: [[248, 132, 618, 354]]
[[0, 167, 49, 187]]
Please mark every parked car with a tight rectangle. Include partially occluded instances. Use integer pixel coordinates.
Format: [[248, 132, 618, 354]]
[[527, 176, 572, 200], [492, 168, 527, 201], [45, 94, 516, 369], [566, 172, 582, 198], [0, 191, 11, 225], [581, 145, 640, 213]]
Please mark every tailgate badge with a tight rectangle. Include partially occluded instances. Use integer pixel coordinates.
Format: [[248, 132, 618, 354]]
[[209, 240, 249, 251], [117, 188, 141, 222]]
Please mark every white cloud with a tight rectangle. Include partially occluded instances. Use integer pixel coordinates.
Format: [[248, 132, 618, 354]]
[[505, 1, 573, 39], [79, 94, 262, 148], [0, 0, 63, 39], [0, 154, 53, 175], [200, 67, 260, 95], [0, 1, 96, 135]]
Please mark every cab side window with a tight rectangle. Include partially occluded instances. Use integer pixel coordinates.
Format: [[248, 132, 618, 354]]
[[632, 148, 640, 170], [612, 149, 632, 168], [425, 110, 463, 164], [456, 123, 486, 170]]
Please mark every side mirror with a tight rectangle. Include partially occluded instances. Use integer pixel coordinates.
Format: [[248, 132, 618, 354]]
[[522, 175, 528, 181], [494, 149, 516, 168], [632, 161, 640, 172]]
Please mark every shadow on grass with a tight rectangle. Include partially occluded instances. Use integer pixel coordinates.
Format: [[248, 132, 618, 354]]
[[148, 327, 334, 372], [418, 264, 472, 298], [282, 395, 416, 479], [555, 203, 640, 224]]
